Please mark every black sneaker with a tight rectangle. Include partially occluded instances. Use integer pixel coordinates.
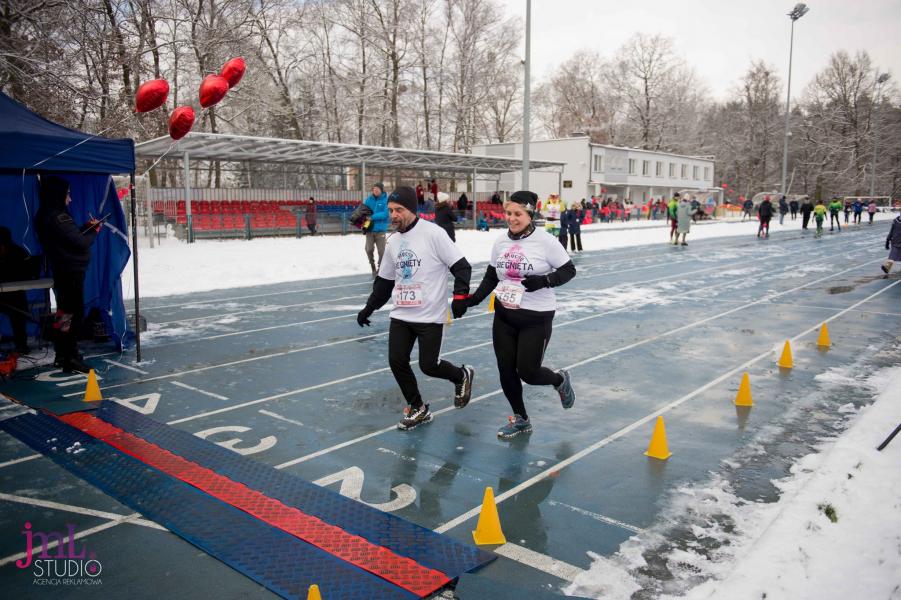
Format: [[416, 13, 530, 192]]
[[882, 263, 890, 274], [397, 404, 432, 430], [454, 365, 475, 408], [555, 369, 575, 409], [59, 356, 91, 374]]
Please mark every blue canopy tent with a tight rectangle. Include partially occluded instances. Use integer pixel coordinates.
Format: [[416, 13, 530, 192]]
[[0, 91, 142, 359]]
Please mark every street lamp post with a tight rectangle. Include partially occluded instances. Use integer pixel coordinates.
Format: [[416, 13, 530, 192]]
[[522, 0, 531, 190], [780, 3, 809, 197], [869, 73, 891, 199]]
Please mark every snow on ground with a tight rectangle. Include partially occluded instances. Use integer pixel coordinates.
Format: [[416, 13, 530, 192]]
[[566, 365, 901, 600], [120, 214, 895, 300]]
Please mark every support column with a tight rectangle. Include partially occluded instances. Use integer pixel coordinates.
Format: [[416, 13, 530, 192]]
[[129, 172, 142, 362], [183, 152, 193, 243], [472, 168, 478, 230]]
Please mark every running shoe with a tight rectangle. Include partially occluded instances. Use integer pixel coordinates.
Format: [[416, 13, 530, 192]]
[[397, 404, 432, 430], [555, 369, 575, 409], [454, 365, 475, 408], [881, 263, 890, 274], [497, 414, 532, 439]]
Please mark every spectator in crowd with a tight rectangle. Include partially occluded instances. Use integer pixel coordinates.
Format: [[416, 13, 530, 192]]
[[491, 191, 502, 205], [457, 192, 469, 214], [757, 195, 773, 238], [477, 212, 490, 231], [415, 182, 425, 206], [742, 197, 753, 221], [363, 182, 389, 276], [789, 197, 799, 220], [435, 192, 456, 242], [852, 198, 863, 224], [668, 193, 680, 242], [304, 197, 317, 235], [35, 176, 101, 373], [563, 201, 583, 252], [429, 179, 438, 202], [800, 196, 814, 230], [0, 226, 37, 354]]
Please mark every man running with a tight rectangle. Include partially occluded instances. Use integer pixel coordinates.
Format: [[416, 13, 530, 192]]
[[356, 186, 474, 430], [828, 197, 843, 232]]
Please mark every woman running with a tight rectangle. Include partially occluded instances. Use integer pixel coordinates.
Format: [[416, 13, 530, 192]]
[[467, 190, 577, 439]]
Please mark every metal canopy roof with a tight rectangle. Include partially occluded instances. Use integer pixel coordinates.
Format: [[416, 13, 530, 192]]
[[135, 132, 564, 175]]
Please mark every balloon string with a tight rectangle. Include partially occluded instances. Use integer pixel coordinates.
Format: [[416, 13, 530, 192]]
[[141, 140, 178, 175], [29, 113, 134, 169]]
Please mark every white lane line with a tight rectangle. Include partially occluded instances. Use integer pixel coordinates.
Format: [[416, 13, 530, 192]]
[[494, 542, 585, 582], [170, 380, 229, 401], [152, 312, 358, 346], [135, 279, 373, 312], [258, 409, 305, 427], [784, 303, 901, 318], [0, 454, 40, 469], [276, 256, 883, 469], [65, 255, 787, 399], [153, 292, 369, 326], [547, 500, 643, 534], [0, 492, 163, 530], [103, 359, 149, 374], [434, 278, 900, 535], [163, 264, 779, 427]]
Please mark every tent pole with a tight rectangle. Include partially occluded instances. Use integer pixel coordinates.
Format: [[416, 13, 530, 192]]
[[129, 171, 141, 362]]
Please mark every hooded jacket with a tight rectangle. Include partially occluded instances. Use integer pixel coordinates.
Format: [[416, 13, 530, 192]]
[[887, 215, 901, 251], [35, 176, 98, 274]]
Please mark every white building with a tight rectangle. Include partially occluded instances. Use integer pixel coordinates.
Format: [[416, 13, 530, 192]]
[[472, 136, 717, 206]]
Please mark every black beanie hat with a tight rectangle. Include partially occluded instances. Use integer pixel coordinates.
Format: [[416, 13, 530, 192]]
[[509, 190, 538, 215], [388, 186, 418, 214], [373, 182, 385, 194], [39, 175, 70, 210]]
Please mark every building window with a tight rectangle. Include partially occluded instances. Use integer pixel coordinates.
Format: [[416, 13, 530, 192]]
[[656, 161, 663, 176], [692, 166, 700, 180], [629, 159, 637, 174], [681, 164, 688, 179], [593, 155, 603, 172], [704, 166, 710, 180], [669, 163, 676, 177], [642, 160, 650, 176]]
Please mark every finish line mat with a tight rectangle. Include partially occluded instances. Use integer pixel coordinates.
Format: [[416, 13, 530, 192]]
[[0, 406, 495, 599]]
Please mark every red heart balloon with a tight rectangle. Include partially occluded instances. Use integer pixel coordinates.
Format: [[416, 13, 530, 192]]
[[135, 79, 169, 112], [168, 106, 195, 140], [220, 57, 246, 89], [199, 74, 229, 108]]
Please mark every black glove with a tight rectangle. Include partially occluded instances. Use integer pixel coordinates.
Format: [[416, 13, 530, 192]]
[[357, 307, 373, 327], [451, 298, 468, 319], [521, 274, 550, 292]]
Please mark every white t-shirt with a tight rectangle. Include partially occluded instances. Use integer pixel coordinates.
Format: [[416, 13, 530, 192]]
[[490, 227, 571, 312], [378, 219, 465, 324]]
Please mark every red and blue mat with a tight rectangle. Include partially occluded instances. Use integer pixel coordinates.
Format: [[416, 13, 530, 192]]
[[0, 402, 494, 599]]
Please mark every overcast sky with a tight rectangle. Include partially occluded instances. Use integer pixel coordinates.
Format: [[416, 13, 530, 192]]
[[497, 0, 900, 100]]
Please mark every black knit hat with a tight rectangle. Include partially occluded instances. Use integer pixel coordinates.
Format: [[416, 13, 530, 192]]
[[508, 190, 538, 216], [39, 175, 70, 211], [373, 182, 385, 194], [388, 186, 418, 214]]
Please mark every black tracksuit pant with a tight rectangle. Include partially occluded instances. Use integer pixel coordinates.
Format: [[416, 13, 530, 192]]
[[492, 304, 563, 420], [52, 271, 85, 360], [388, 318, 463, 408]]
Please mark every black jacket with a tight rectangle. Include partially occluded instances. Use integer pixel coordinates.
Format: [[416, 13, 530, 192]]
[[887, 216, 901, 250], [434, 203, 456, 241], [35, 177, 98, 274], [758, 200, 773, 219]]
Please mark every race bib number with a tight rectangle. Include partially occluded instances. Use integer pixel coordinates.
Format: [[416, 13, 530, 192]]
[[394, 283, 423, 307], [495, 282, 525, 309]]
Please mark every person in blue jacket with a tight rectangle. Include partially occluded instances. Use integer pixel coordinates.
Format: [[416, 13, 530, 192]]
[[563, 201, 583, 252], [363, 182, 389, 275]]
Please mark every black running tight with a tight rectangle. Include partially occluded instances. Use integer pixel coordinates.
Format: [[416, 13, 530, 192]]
[[492, 305, 563, 420], [388, 318, 463, 408]]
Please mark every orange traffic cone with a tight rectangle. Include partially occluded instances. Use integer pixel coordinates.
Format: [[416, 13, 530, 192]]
[[83, 369, 102, 402], [472, 487, 506, 545], [777, 340, 793, 369], [734, 372, 753, 406], [644, 416, 672, 460]]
